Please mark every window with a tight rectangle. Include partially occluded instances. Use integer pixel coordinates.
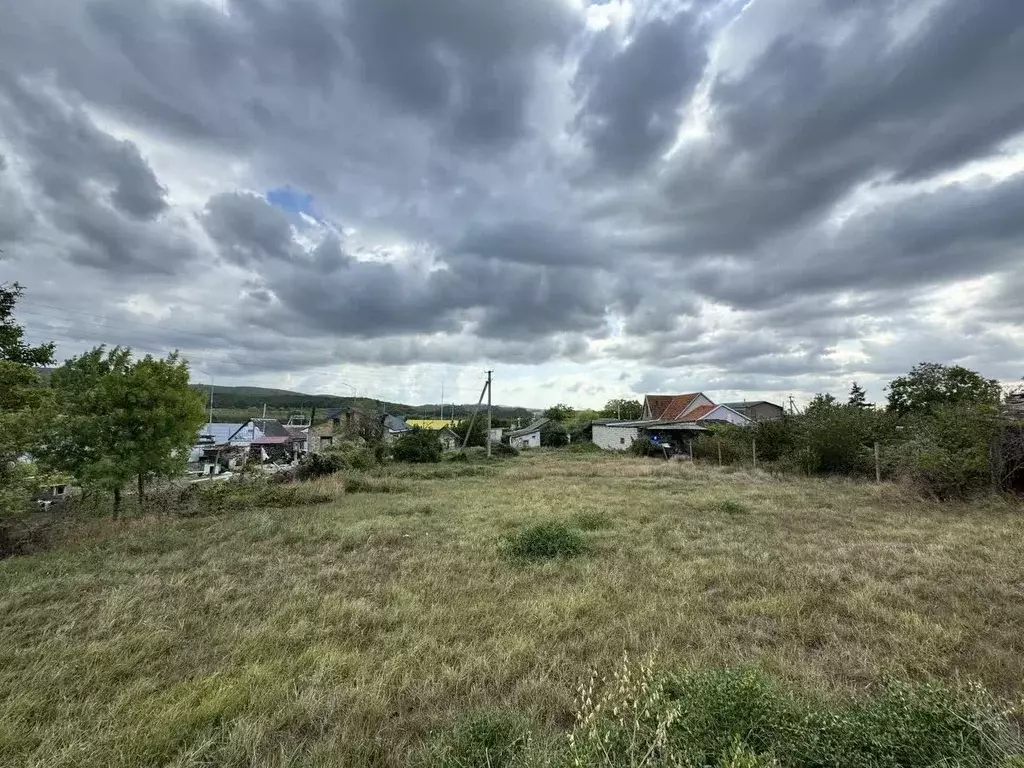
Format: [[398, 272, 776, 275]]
[[620, 438, 625, 445]]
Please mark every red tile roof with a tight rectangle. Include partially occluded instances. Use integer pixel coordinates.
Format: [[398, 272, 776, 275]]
[[685, 404, 716, 421], [644, 395, 676, 419]]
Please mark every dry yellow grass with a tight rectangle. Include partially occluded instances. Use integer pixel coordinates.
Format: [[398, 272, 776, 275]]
[[1, 452, 1022, 766]]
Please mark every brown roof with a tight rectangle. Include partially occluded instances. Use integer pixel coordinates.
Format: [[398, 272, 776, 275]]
[[644, 395, 676, 419], [662, 393, 702, 420], [686, 404, 716, 421]]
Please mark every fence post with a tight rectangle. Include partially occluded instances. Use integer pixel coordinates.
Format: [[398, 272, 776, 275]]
[[874, 441, 881, 484], [688, 439, 693, 461], [717, 438, 722, 467], [752, 438, 757, 469]]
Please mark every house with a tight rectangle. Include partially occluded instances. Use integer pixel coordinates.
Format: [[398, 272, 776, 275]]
[[508, 419, 549, 449], [685, 404, 751, 426], [722, 401, 785, 421], [489, 427, 504, 444], [641, 393, 715, 421], [383, 414, 413, 442], [592, 419, 709, 451], [311, 407, 361, 450], [438, 426, 461, 451], [197, 421, 266, 445]]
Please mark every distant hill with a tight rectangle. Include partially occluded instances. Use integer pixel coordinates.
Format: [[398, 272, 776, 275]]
[[191, 384, 534, 422]]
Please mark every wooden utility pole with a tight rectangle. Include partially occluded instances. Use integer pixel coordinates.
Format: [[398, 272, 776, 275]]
[[874, 442, 881, 484], [752, 438, 757, 469], [486, 370, 493, 458], [717, 438, 723, 467]]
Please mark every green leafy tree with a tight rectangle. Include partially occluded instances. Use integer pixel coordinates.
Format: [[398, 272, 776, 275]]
[[1, 282, 55, 518], [44, 347, 206, 516], [540, 421, 569, 447], [887, 362, 1001, 417], [453, 418, 487, 448], [392, 427, 442, 463], [804, 393, 838, 416], [848, 382, 872, 409], [543, 403, 575, 423], [601, 399, 643, 420]]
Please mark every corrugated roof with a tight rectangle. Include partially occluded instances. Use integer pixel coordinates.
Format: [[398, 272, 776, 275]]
[[384, 414, 412, 433], [509, 418, 550, 437], [198, 423, 264, 444]]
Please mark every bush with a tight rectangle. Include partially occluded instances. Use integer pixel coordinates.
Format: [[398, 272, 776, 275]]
[[491, 442, 520, 458], [563, 659, 1023, 768], [896, 403, 999, 500], [566, 441, 601, 454], [540, 421, 569, 448], [392, 427, 442, 464], [630, 437, 664, 458], [296, 452, 345, 480], [501, 522, 586, 561]]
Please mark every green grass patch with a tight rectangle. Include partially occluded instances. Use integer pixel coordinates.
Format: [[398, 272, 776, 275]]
[[343, 475, 408, 494], [571, 511, 612, 531], [719, 499, 748, 515], [419, 712, 532, 768], [500, 522, 587, 561]]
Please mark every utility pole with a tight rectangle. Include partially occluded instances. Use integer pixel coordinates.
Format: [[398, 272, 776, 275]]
[[207, 381, 214, 435], [486, 370, 493, 458], [461, 377, 490, 451]]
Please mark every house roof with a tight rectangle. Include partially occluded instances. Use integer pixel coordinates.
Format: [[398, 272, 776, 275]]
[[644, 395, 675, 419], [646, 393, 704, 420], [437, 427, 460, 439], [722, 401, 782, 410], [198, 422, 265, 444], [383, 414, 412, 433], [253, 436, 292, 445], [253, 419, 292, 438], [508, 418, 549, 438], [686, 404, 716, 421]]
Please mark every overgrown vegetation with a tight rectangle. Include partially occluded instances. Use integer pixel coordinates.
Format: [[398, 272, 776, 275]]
[[2, 453, 1023, 766], [393, 427, 443, 463], [501, 521, 587, 561]]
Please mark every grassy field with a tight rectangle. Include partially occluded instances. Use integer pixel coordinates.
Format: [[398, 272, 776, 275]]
[[1, 452, 1023, 766]]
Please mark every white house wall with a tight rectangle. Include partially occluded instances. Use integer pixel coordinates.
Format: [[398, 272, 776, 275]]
[[593, 425, 639, 451], [511, 431, 541, 449], [702, 406, 750, 426]]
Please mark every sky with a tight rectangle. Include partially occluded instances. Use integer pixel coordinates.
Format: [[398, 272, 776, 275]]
[[1, 0, 1023, 410]]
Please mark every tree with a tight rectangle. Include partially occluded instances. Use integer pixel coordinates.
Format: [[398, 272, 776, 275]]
[[540, 421, 569, 447], [887, 363, 1001, 417], [453, 418, 487, 447], [601, 399, 643, 420], [543, 403, 575, 423], [847, 382, 872, 409], [392, 428, 442, 463], [804, 393, 838, 417], [1, 282, 55, 518], [44, 347, 206, 516]]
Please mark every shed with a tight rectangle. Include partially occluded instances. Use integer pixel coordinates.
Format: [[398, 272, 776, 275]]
[[508, 419, 549, 449]]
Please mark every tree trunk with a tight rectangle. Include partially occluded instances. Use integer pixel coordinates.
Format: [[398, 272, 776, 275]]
[[137, 473, 145, 514], [112, 487, 121, 519]]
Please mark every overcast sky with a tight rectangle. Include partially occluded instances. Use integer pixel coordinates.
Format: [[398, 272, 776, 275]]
[[2, 0, 1023, 409]]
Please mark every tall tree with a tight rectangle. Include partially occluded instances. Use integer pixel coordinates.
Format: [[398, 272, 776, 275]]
[[804, 393, 838, 416], [543, 403, 575, 422], [886, 362, 1001, 417], [601, 399, 643, 420], [0, 282, 55, 518], [847, 382, 872, 409], [45, 347, 206, 516]]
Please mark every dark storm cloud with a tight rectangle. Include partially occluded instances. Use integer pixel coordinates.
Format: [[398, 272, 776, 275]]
[[575, 10, 708, 174], [0, 76, 194, 274], [2, 0, 1023, 385], [647, 1, 1024, 254]]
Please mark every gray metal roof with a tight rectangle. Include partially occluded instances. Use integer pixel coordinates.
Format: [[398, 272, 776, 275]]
[[508, 418, 550, 437], [383, 414, 412, 433]]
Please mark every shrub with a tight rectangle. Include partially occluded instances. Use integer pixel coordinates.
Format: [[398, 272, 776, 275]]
[[630, 437, 663, 458], [392, 427, 442, 464], [563, 659, 1023, 768], [446, 450, 469, 462], [566, 442, 601, 454], [491, 442, 520, 458], [540, 421, 569, 448], [501, 522, 586, 561], [296, 452, 345, 480]]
